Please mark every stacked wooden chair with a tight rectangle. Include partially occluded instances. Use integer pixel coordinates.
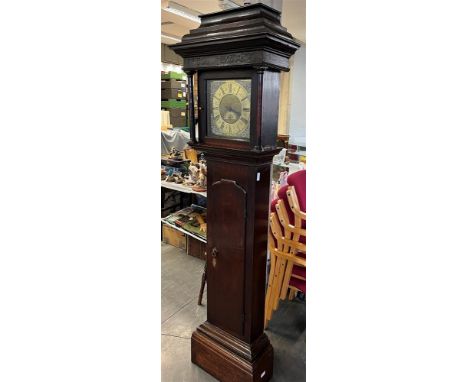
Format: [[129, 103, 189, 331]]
[[265, 170, 306, 328]]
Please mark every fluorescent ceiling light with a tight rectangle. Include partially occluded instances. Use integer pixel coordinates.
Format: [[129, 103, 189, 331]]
[[162, 33, 182, 42], [164, 1, 201, 23]]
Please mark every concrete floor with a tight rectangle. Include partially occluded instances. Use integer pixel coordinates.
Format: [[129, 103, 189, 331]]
[[161, 243, 306, 381]]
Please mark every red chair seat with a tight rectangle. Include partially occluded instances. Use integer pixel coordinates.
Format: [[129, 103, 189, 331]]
[[289, 277, 306, 294], [292, 265, 306, 279]]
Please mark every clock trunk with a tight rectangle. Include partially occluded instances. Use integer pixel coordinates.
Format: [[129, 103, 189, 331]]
[[205, 157, 273, 342], [192, 154, 276, 381]]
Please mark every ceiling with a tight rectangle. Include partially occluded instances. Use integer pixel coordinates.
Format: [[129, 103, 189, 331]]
[[161, 0, 306, 46]]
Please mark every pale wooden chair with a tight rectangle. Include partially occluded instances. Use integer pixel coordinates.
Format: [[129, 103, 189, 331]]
[[264, 186, 306, 328]]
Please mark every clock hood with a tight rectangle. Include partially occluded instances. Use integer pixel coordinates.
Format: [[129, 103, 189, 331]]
[[171, 3, 300, 72]]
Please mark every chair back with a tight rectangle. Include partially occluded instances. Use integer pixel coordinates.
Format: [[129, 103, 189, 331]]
[[265, 184, 306, 327]]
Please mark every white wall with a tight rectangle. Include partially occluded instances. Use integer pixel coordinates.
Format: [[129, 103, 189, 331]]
[[287, 43, 306, 146], [277, 71, 291, 136]]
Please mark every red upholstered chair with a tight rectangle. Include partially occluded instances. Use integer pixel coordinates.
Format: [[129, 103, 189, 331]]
[[286, 169, 306, 211], [277, 169, 306, 298], [276, 169, 306, 236], [264, 171, 306, 327], [282, 184, 306, 299], [273, 170, 307, 296]]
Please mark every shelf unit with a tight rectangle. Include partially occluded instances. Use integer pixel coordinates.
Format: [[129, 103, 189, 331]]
[[161, 218, 206, 244], [161, 179, 207, 261], [161, 180, 206, 198]]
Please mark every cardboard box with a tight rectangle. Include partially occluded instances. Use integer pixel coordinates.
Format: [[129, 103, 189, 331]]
[[161, 110, 171, 130], [161, 79, 186, 89], [162, 88, 186, 100], [162, 224, 187, 250], [168, 108, 186, 119], [170, 115, 187, 127], [187, 236, 207, 260]]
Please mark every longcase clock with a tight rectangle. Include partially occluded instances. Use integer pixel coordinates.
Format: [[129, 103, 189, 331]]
[[172, 4, 299, 381]]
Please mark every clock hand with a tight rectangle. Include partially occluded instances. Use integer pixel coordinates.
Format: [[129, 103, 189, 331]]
[[228, 105, 240, 116]]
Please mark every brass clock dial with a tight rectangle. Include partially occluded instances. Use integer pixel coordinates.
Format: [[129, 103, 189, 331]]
[[208, 79, 251, 140]]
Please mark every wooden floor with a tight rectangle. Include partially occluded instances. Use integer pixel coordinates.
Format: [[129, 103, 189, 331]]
[[161, 243, 306, 381]]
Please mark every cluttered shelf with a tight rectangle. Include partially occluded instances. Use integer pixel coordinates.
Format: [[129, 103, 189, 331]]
[[161, 130, 207, 195], [161, 204, 207, 261], [161, 179, 207, 198], [160, 128, 208, 258], [161, 204, 207, 244], [162, 219, 207, 244]]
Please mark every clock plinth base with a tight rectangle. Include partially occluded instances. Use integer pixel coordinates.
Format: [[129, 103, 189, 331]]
[[191, 322, 273, 382]]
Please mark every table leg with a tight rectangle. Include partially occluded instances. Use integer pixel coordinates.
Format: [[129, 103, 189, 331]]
[[197, 260, 207, 306]]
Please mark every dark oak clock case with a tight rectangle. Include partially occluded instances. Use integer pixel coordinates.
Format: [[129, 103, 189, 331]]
[[172, 4, 299, 381]]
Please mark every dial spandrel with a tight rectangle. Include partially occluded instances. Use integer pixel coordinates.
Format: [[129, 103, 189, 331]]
[[208, 79, 251, 140]]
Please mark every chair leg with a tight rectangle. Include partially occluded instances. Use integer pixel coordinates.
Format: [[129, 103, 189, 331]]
[[280, 261, 294, 300], [264, 256, 275, 328], [197, 260, 207, 306], [272, 257, 287, 311], [266, 256, 282, 322], [264, 254, 278, 329], [265, 299, 272, 327], [288, 288, 296, 300]]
